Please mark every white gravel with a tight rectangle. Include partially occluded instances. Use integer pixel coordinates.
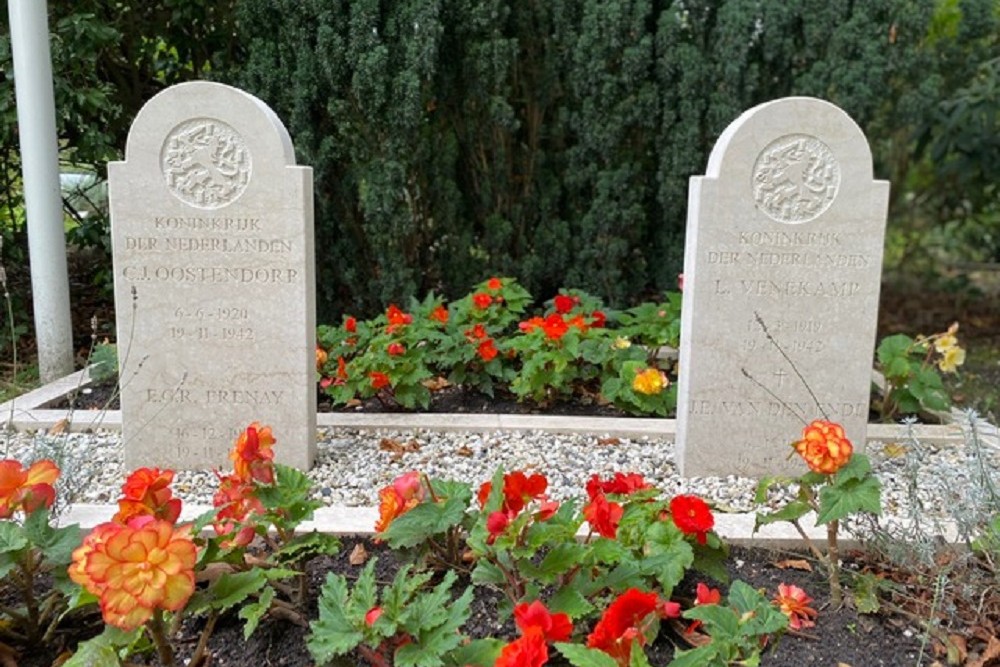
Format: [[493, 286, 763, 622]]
[[2, 420, 996, 532]]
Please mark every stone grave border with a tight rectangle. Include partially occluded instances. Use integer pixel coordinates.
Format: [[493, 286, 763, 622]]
[[0, 366, 974, 548]]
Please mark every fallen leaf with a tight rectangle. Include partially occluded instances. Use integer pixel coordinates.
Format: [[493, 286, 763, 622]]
[[597, 437, 621, 446], [882, 443, 908, 458], [349, 543, 369, 565], [969, 635, 1000, 667], [456, 445, 474, 457], [774, 559, 813, 572], [837, 663, 853, 667], [379, 438, 420, 454], [345, 398, 362, 408], [48, 418, 69, 435], [946, 634, 967, 665], [422, 376, 452, 391]]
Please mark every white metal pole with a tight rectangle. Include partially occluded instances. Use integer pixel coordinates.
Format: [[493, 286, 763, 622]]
[[7, 0, 74, 383]]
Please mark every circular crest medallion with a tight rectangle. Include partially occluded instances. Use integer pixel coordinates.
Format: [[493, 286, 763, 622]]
[[752, 134, 840, 224], [160, 118, 252, 209]]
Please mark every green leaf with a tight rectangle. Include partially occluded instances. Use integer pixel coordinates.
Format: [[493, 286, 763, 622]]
[[273, 531, 341, 564], [877, 334, 912, 366], [398, 569, 455, 635], [307, 571, 365, 663], [397, 585, 473, 667], [443, 638, 504, 667], [239, 585, 275, 639], [684, 604, 739, 636], [381, 494, 469, 549], [548, 584, 594, 619], [834, 454, 872, 483], [190, 508, 219, 535], [816, 476, 882, 524], [63, 625, 144, 667], [0, 521, 28, 554], [754, 500, 811, 531], [471, 559, 506, 586], [555, 642, 620, 667], [668, 644, 723, 667]]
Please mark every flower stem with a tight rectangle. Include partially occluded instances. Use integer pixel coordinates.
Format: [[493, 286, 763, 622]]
[[827, 520, 843, 607], [148, 609, 176, 666]]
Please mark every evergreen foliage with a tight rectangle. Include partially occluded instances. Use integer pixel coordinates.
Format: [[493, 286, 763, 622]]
[[233, 0, 968, 320]]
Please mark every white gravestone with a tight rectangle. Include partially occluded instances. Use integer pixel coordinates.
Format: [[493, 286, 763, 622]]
[[676, 97, 889, 478], [109, 81, 316, 470]]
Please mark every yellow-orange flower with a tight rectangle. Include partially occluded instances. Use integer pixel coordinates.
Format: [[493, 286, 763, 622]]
[[934, 333, 958, 354], [229, 423, 276, 484], [632, 368, 668, 395], [793, 420, 853, 475], [316, 346, 329, 371], [938, 345, 965, 373], [0, 459, 59, 518], [70, 517, 197, 630]]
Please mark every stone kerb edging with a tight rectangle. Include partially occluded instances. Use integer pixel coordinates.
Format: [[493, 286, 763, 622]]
[[0, 367, 980, 449]]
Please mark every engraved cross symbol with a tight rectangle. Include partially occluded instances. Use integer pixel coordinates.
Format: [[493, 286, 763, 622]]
[[773, 369, 788, 387]]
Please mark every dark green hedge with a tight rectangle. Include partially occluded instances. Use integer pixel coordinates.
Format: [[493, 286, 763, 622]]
[[229, 0, 941, 321]]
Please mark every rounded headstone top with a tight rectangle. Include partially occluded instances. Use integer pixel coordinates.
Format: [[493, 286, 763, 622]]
[[123, 81, 296, 174], [703, 97, 875, 224]]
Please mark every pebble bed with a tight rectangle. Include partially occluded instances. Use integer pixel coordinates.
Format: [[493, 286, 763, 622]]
[[2, 421, 997, 529]]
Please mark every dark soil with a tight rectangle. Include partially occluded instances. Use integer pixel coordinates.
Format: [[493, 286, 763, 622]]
[[10, 538, 930, 667], [45, 381, 639, 418]]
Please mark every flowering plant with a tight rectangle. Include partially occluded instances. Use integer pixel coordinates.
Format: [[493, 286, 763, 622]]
[[0, 459, 81, 646], [321, 303, 437, 409], [615, 293, 682, 362], [876, 323, 964, 421], [755, 419, 882, 606]]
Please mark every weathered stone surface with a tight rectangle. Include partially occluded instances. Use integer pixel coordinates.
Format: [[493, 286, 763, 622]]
[[110, 81, 316, 470], [676, 97, 889, 477]]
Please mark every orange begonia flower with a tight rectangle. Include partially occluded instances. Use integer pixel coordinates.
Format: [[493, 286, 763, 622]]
[[632, 368, 668, 395], [212, 473, 264, 548], [316, 347, 329, 371], [430, 305, 449, 324], [113, 467, 182, 525], [0, 459, 59, 518], [773, 583, 817, 630], [230, 423, 276, 485], [487, 277, 503, 291], [71, 517, 197, 631], [793, 420, 853, 475], [374, 472, 424, 533]]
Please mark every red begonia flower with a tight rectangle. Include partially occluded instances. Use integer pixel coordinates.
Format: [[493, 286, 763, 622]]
[[583, 492, 623, 539], [386, 305, 413, 333], [370, 371, 391, 390], [487, 277, 503, 291], [553, 294, 575, 314], [514, 600, 573, 642], [496, 626, 548, 667], [477, 339, 498, 362], [387, 342, 405, 356], [473, 292, 493, 309], [591, 310, 607, 328], [344, 316, 357, 332], [430, 305, 449, 324], [669, 495, 714, 545], [586, 472, 652, 500], [113, 467, 182, 525], [541, 314, 569, 340], [587, 588, 663, 665]]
